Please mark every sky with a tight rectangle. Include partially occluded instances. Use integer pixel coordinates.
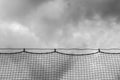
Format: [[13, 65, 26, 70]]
[[0, 0, 120, 48]]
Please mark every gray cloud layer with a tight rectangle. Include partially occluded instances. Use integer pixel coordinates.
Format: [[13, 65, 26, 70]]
[[0, 0, 120, 48], [64, 0, 120, 23], [0, 0, 49, 21], [2, 0, 120, 21]]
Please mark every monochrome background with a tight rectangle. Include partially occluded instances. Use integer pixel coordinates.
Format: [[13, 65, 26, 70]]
[[0, 0, 120, 48], [0, 0, 120, 80]]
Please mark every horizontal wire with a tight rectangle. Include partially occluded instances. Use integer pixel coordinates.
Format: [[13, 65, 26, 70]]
[[0, 48, 120, 50], [0, 48, 120, 56], [0, 50, 119, 56]]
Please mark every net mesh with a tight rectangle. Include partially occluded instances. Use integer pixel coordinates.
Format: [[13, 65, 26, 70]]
[[0, 49, 120, 80]]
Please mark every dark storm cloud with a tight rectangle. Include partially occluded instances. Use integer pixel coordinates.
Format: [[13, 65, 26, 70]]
[[100, 0, 120, 19], [64, 0, 120, 23]]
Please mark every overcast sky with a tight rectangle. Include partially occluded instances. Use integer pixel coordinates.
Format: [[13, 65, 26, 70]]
[[0, 0, 120, 48]]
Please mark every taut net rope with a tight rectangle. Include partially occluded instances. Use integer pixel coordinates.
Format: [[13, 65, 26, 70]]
[[0, 48, 120, 80]]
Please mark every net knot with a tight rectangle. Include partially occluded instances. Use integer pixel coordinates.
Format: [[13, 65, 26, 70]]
[[98, 48, 101, 53], [54, 49, 57, 52], [23, 48, 26, 52]]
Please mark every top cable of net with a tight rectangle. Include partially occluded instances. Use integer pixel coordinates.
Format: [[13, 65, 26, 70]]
[[0, 48, 119, 55]]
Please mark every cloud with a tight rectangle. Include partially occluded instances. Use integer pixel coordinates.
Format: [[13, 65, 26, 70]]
[[64, 0, 120, 23], [0, 0, 50, 21], [0, 21, 42, 48], [0, 0, 120, 48]]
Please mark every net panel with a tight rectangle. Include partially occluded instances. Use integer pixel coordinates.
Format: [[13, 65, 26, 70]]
[[0, 49, 120, 80]]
